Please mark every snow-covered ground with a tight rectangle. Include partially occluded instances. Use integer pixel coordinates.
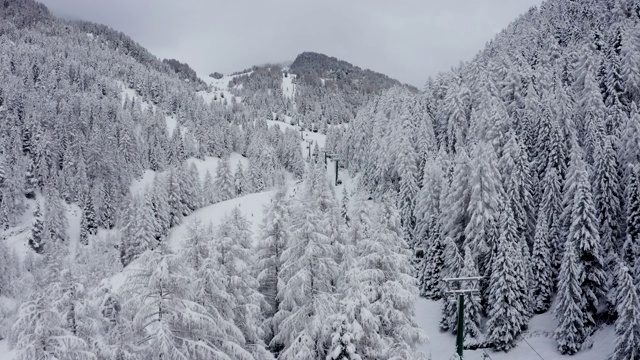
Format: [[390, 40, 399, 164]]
[[282, 72, 296, 99], [167, 189, 276, 250], [266, 120, 326, 158], [197, 71, 250, 106], [0, 340, 16, 360], [415, 298, 616, 359], [130, 153, 249, 194], [119, 83, 184, 136]]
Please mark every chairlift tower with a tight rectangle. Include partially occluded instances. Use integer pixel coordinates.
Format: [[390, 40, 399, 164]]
[[305, 139, 314, 160], [442, 276, 483, 358], [323, 152, 343, 186]]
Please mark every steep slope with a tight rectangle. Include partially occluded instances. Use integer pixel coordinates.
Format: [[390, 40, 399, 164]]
[[0, 1, 308, 357], [330, 0, 640, 357], [225, 52, 416, 132]]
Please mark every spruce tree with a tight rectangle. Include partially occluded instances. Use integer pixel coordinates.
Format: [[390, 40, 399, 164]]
[[594, 136, 622, 254], [464, 143, 502, 275], [340, 186, 350, 225], [202, 169, 215, 206], [460, 246, 481, 340], [150, 175, 170, 243], [499, 131, 535, 246], [45, 187, 68, 245], [235, 161, 246, 196], [79, 193, 97, 246], [609, 265, 640, 360], [569, 149, 605, 329], [215, 156, 235, 202], [418, 215, 445, 299], [487, 206, 528, 351], [554, 238, 587, 355], [414, 157, 445, 247], [397, 125, 419, 245], [540, 166, 564, 274], [441, 149, 471, 247], [27, 203, 44, 254], [439, 236, 463, 332], [185, 162, 202, 212], [531, 209, 553, 313], [167, 166, 186, 227], [626, 165, 640, 268]]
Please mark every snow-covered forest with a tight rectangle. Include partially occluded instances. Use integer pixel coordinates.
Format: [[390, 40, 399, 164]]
[[1, 0, 640, 358]]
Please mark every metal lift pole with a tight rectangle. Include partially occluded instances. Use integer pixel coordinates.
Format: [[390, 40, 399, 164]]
[[456, 294, 465, 358], [442, 276, 483, 359]]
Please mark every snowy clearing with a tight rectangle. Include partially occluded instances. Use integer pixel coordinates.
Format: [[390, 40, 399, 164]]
[[282, 72, 296, 99], [266, 119, 326, 156]]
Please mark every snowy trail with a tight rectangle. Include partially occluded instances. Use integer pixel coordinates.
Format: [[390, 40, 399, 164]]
[[282, 72, 296, 99], [167, 189, 277, 250]]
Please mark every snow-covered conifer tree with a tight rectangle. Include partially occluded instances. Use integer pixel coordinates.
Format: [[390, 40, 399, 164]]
[[271, 194, 338, 358], [418, 215, 444, 299], [215, 156, 236, 202], [464, 143, 502, 274], [440, 236, 463, 332], [531, 209, 553, 313], [124, 243, 253, 359], [79, 193, 97, 246], [235, 161, 247, 196], [609, 264, 640, 360], [27, 203, 45, 254], [568, 146, 605, 329], [151, 175, 170, 243], [215, 209, 272, 359], [167, 166, 186, 227], [460, 246, 481, 340], [256, 188, 291, 346], [540, 166, 563, 273], [554, 238, 586, 355], [441, 149, 471, 247], [487, 207, 528, 351], [396, 117, 419, 244], [202, 169, 215, 205], [45, 187, 68, 244], [593, 136, 622, 254], [499, 131, 534, 246]]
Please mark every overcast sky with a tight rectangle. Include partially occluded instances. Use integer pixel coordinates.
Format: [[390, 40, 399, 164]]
[[39, 0, 543, 87]]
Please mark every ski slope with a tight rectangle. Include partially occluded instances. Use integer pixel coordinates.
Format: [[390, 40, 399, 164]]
[[282, 72, 296, 99], [197, 71, 249, 106]]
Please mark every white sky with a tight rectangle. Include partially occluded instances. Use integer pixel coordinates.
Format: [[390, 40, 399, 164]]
[[39, 0, 543, 87]]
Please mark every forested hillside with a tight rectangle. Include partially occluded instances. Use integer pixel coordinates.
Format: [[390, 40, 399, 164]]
[[228, 52, 416, 133], [0, 0, 426, 359], [2, 0, 640, 358], [325, 0, 640, 356]]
